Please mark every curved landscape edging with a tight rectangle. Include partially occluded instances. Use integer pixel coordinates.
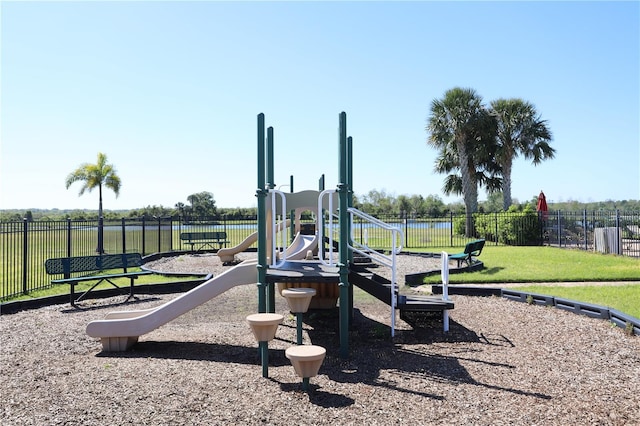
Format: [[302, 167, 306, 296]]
[[431, 284, 640, 336]]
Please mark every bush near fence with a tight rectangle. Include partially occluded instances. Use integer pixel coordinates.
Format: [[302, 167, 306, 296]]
[[1, 211, 639, 300]]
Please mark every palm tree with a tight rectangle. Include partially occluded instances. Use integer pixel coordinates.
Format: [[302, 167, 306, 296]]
[[490, 98, 554, 210], [65, 152, 121, 253], [427, 87, 499, 236]]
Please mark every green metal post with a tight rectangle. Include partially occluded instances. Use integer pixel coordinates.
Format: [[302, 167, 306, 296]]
[[296, 313, 303, 345], [267, 127, 276, 313], [256, 114, 270, 378], [267, 127, 274, 190], [256, 114, 267, 314], [290, 175, 295, 243], [347, 136, 353, 260], [347, 136, 354, 323], [338, 112, 350, 358], [260, 341, 269, 378]]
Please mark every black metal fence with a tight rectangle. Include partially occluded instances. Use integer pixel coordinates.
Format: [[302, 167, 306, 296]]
[[2, 210, 639, 300], [541, 210, 640, 256]]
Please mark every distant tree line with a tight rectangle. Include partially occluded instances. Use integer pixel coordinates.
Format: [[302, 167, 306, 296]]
[[2, 194, 639, 222]]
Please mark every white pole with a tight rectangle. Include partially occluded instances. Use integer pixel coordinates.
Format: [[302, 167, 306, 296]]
[[390, 232, 396, 337], [441, 251, 450, 333]]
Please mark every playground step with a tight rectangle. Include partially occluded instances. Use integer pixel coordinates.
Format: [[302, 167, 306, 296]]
[[350, 270, 454, 314], [349, 270, 395, 305], [352, 255, 376, 266], [397, 294, 454, 312]]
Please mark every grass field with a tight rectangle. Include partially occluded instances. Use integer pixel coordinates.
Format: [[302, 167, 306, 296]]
[[507, 284, 640, 318], [415, 245, 640, 317], [4, 271, 204, 302], [418, 245, 640, 283]]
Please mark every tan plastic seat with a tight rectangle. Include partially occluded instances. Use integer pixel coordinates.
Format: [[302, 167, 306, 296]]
[[285, 345, 326, 378], [246, 313, 284, 342], [281, 288, 316, 313]]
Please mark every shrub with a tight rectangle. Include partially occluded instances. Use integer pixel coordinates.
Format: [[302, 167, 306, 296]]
[[461, 206, 543, 246]]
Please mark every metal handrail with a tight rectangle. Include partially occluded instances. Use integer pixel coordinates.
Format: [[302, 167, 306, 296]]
[[316, 195, 404, 336], [317, 189, 337, 267], [269, 189, 288, 268], [347, 207, 403, 337], [347, 208, 404, 255]]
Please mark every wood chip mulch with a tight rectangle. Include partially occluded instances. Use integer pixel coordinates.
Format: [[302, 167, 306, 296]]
[[2, 253, 639, 425]]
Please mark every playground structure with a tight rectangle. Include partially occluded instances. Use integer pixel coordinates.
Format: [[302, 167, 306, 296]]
[[235, 112, 455, 380], [85, 113, 454, 386]]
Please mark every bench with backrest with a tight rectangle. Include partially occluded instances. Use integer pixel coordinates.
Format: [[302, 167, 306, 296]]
[[449, 239, 485, 268], [45, 253, 152, 307], [180, 231, 230, 251]]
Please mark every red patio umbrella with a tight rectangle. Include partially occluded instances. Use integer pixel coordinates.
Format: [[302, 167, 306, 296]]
[[537, 191, 548, 220]]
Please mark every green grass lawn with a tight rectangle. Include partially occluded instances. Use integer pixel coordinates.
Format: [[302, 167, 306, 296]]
[[508, 284, 640, 318], [414, 245, 640, 318], [418, 246, 640, 283], [5, 272, 204, 302]]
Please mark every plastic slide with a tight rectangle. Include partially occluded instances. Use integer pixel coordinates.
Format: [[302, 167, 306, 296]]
[[217, 232, 258, 263], [86, 259, 258, 351], [217, 219, 292, 263], [86, 233, 318, 352], [283, 232, 317, 260]]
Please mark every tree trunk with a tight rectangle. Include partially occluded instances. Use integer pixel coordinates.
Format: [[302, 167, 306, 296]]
[[457, 139, 478, 237], [502, 159, 513, 211]]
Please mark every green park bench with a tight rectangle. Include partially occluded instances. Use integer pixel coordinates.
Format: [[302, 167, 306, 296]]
[[180, 231, 230, 251], [449, 239, 486, 267], [45, 253, 152, 307]]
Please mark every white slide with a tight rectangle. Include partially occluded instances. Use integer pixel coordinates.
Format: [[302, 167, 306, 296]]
[[86, 233, 318, 352], [217, 219, 292, 263], [86, 259, 258, 351], [217, 232, 258, 263], [283, 232, 317, 260]]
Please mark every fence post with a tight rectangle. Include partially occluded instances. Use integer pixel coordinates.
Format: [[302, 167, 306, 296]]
[[451, 212, 456, 246], [222, 215, 227, 245], [157, 217, 162, 254], [121, 217, 127, 253], [141, 217, 146, 255], [66, 218, 72, 259], [22, 218, 28, 295], [583, 209, 588, 251], [616, 209, 621, 255], [557, 210, 561, 247], [97, 216, 104, 254], [592, 210, 596, 252], [170, 217, 174, 252], [495, 212, 499, 245], [404, 215, 408, 248]]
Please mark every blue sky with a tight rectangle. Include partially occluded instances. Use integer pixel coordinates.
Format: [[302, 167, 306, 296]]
[[1, 1, 638, 210]]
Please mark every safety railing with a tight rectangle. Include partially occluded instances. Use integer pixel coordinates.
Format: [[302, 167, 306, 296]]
[[347, 207, 404, 336], [269, 189, 288, 268], [317, 189, 338, 267], [315, 192, 404, 335]]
